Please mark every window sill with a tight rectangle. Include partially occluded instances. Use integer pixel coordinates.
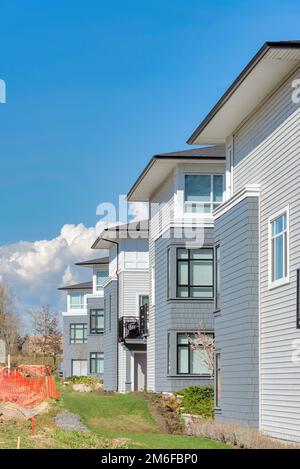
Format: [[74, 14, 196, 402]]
[[167, 374, 213, 379], [167, 298, 214, 302], [268, 277, 289, 290]]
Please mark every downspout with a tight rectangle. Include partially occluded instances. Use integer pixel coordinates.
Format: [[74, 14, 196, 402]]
[[102, 237, 119, 392]]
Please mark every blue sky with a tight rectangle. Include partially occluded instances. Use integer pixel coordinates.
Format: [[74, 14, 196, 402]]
[[1, 0, 300, 321]]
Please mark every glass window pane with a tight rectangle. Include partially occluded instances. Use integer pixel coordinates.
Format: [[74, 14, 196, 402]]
[[178, 347, 189, 373], [177, 249, 188, 259], [190, 261, 212, 286], [191, 348, 210, 374], [213, 175, 223, 202], [272, 216, 284, 236], [190, 249, 213, 260], [185, 175, 211, 202], [190, 287, 213, 298], [274, 234, 284, 280], [177, 334, 189, 345], [177, 286, 189, 298], [178, 262, 188, 284]]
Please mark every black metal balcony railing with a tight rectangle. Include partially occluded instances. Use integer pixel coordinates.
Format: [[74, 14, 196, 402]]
[[118, 304, 149, 342], [118, 316, 140, 341], [139, 303, 149, 336]]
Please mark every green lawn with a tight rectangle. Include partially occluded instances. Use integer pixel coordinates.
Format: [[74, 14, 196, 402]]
[[61, 387, 228, 449]]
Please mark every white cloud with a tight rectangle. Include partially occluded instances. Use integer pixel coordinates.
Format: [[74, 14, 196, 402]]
[[128, 202, 149, 221], [0, 221, 108, 328]]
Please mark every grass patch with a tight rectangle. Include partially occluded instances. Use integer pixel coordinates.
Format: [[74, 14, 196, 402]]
[[61, 386, 228, 449]]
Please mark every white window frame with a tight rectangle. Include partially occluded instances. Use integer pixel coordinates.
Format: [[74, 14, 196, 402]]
[[184, 173, 224, 215], [95, 269, 108, 294], [69, 291, 85, 310], [268, 206, 289, 290]]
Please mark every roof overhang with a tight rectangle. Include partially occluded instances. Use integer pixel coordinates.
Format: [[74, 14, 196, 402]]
[[92, 221, 149, 249], [188, 42, 300, 145], [127, 156, 225, 202]]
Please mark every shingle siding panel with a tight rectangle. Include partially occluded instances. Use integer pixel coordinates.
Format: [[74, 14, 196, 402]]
[[215, 196, 259, 427]]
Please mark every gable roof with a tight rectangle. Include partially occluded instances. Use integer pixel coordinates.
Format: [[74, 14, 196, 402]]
[[127, 146, 225, 202], [58, 281, 93, 291], [91, 220, 149, 250], [188, 41, 300, 145], [75, 256, 109, 267]]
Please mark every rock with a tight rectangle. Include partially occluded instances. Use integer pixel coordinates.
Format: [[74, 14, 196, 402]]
[[72, 383, 92, 393]]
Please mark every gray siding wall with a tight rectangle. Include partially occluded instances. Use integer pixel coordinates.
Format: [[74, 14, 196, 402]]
[[230, 65, 300, 441], [153, 227, 215, 392], [63, 315, 88, 377], [214, 196, 259, 427], [62, 296, 105, 378], [103, 279, 118, 391]]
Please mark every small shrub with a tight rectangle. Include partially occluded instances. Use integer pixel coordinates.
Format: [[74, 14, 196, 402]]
[[67, 376, 102, 390], [177, 385, 214, 419]]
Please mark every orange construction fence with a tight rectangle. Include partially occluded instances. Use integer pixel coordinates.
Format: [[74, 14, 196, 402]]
[[0, 368, 60, 407]]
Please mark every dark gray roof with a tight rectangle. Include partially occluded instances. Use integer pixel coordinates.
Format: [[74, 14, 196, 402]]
[[75, 256, 109, 266], [103, 220, 149, 232], [187, 41, 300, 144], [154, 145, 225, 158], [58, 281, 93, 291], [127, 145, 225, 200]]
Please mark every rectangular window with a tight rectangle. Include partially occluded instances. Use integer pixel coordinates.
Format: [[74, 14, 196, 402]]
[[215, 353, 221, 408], [177, 333, 212, 375], [177, 248, 213, 298], [96, 270, 108, 292], [70, 323, 87, 344], [139, 295, 149, 307], [109, 295, 112, 332], [90, 309, 104, 334], [185, 174, 223, 213], [90, 352, 104, 374], [70, 292, 85, 309], [167, 333, 171, 374], [269, 210, 289, 287], [215, 245, 220, 310], [167, 248, 171, 298]]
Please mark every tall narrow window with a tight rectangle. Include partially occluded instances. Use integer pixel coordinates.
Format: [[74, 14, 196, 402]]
[[139, 295, 149, 307], [167, 248, 171, 298], [167, 333, 171, 374], [215, 353, 221, 408], [90, 352, 104, 374], [177, 248, 213, 298], [90, 309, 104, 334], [70, 292, 85, 309], [269, 210, 289, 286], [96, 270, 108, 293], [184, 174, 223, 213], [215, 245, 220, 310]]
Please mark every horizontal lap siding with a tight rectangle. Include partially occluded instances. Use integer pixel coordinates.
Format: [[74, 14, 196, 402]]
[[154, 228, 214, 392], [103, 280, 118, 391], [215, 197, 259, 427], [148, 176, 175, 391], [233, 65, 300, 441]]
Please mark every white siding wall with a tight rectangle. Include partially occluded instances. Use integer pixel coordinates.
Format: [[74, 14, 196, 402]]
[[232, 65, 300, 441]]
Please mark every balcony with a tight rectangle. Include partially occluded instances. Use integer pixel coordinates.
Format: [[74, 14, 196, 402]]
[[118, 304, 149, 342]]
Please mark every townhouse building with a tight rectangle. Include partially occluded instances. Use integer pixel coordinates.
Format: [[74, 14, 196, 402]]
[[91, 221, 149, 392], [127, 147, 225, 392], [188, 41, 300, 442], [59, 257, 108, 378]]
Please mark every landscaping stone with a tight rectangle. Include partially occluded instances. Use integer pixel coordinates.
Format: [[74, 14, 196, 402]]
[[72, 383, 92, 393], [55, 412, 90, 432]]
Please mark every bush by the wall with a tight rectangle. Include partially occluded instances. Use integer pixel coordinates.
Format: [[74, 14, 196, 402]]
[[177, 385, 214, 419]]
